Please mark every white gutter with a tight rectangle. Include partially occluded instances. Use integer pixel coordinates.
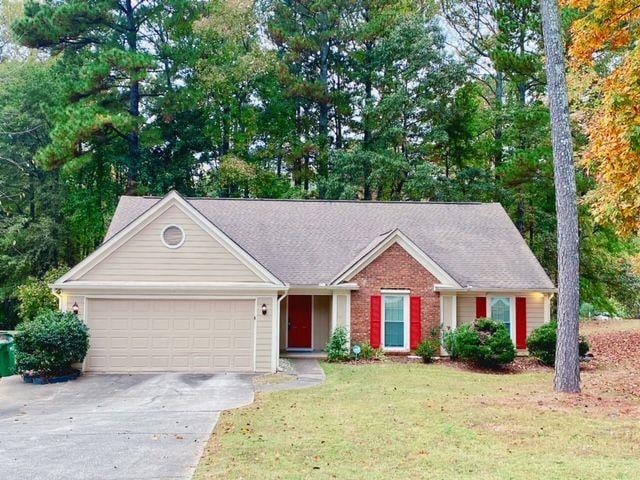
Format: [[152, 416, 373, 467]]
[[51, 281, 285, 292], [434, 284, 557, 294], [287, 283, 359, 291]]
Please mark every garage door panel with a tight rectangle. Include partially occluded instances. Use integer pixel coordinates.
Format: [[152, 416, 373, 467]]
[[173, 318, 189, 330], [131, 337, 149, 348], [151, 355, 169, 368], [84, 299, 255, 372]]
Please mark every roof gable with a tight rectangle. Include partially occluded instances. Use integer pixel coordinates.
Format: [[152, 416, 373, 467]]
[[101, 195, 555, 290], [331, 229, 461, 287], [56, 192, 284, 286]]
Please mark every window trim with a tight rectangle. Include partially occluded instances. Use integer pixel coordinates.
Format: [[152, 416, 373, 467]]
[[381, 293, 410, 352], [160, 224, 186, 249], [488, 295, 516, 342]]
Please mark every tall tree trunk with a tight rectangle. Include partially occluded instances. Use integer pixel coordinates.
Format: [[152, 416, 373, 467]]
[[362, 41, 373, 200], [540, 0, 581, 393], [125, 0, 141, 195], [493, 71, 504, 170], [317, 38, 330, 197]]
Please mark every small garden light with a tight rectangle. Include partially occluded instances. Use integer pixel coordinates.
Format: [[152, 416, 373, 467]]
[[261, 303, 268, 315], [72, 302, 79, 315]]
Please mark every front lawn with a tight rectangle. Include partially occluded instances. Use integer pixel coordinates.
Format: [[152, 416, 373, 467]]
[[195, 358, 640, 479]]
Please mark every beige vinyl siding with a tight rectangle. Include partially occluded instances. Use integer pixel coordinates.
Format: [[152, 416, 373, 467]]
[[255, 296, 273, 372], [78, 205, 262, 282], [64, 295, 85, 316], [526, 294, 545, 336], [456, 292, 548, 335], [457, 295, 476, 325], [313, 296, 331, 350]]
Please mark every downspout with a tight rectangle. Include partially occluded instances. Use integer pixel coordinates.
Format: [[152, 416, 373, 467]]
[[50, 286, 63, 311], [276, 292, 288, 370]]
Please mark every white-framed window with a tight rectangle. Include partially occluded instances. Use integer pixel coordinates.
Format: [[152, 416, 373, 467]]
[[382, 293, 409, 350], [489, 296, 515, 340], [161, 224, 186, 249]]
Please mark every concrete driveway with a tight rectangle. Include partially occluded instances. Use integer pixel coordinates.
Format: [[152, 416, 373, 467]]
[[0, 373, 255, 480]]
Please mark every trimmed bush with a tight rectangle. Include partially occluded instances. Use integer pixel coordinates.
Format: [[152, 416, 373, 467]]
[[527, 321, 591, 366], [416, 338, 439, 363], [15, 310, 89, 376], [445, 318, 516, 368], [326, 326, 349, 362]]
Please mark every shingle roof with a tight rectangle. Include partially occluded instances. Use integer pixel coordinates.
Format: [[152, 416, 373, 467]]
[[105, 196, 555, 290]]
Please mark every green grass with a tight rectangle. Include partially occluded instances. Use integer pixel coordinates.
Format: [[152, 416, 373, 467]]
[[195, 363, 640, 480]]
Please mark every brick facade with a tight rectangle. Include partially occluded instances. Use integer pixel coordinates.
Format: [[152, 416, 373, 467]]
[[349, 243, 440, 350]]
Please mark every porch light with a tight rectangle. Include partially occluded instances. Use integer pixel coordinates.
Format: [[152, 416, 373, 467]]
[[72, 302, 79, 315], [261, 303, 268, 315]]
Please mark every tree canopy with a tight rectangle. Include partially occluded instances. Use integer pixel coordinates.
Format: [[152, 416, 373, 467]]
[[1, 0, 639, 327]]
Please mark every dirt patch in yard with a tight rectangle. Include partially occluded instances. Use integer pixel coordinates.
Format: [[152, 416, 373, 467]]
[[523, 320, 640, 418], [437, 320, 640, 418], [581, 322, 640, 400]]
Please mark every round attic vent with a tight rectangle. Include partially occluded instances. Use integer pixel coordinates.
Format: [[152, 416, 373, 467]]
[[161, 224, 185, 249]]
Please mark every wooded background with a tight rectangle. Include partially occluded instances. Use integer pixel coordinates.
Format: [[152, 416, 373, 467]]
[[1, 0, 639, 328]]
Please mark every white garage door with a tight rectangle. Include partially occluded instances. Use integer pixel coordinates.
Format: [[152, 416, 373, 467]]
[[84, 299, 255, 372]]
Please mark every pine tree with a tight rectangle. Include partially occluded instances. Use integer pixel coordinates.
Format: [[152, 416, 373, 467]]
[[13, 0, 206, 195], [539, 0, 581, 393]]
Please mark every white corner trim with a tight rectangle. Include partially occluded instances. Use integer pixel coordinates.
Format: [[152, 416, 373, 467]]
[[331, 230, 461, 288], [56, 191, 284, 286], [330, 293, 338, 332], [160, 224, 186, 249], [451, 295, 457, 329]]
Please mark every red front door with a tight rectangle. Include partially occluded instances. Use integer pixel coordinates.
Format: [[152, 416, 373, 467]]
[[288, 295, 312, 349]]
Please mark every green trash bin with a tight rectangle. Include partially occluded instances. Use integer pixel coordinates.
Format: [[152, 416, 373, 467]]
[[0, 333, 16, 377]]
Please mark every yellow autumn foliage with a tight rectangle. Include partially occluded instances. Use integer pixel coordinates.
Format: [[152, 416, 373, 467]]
[[566, 0, 640, 235]]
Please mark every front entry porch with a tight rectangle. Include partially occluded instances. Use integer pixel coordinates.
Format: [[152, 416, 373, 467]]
[[279, 293, 350, 355]]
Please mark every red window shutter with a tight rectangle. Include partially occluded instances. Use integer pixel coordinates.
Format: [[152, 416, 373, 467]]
[[370, 295, 382, 348], [475, 297, 487, 318], [515, 297, 527, 349], [410, 296, 422, 349]]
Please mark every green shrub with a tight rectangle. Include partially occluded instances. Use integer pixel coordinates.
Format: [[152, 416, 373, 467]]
[[326, 326, 349, 362], [446, 318, 516, 368], [355, 342, 384, 360], [526, 322, 557, 365], [442, 328, 460, 359], [14, 310, 89, 376], [579, 337, 590, 357], [527, 321, 591, 366], [16, 266, 68, 322], [416, 338, 439, 363]]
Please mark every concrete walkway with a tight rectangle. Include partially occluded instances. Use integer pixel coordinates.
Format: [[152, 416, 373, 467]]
[[256, 358, 326, 392]]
